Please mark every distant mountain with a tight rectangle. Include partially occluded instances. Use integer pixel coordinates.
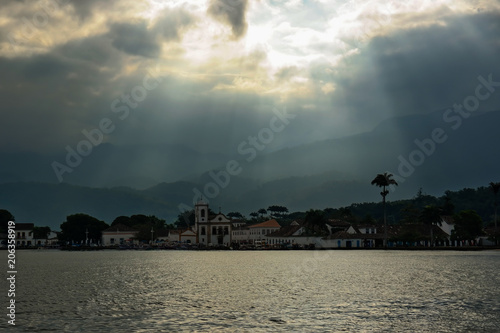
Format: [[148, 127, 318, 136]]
[[0, 143, 233, 189], [223, 109, 500, 200], [1, 110, 498, 229]]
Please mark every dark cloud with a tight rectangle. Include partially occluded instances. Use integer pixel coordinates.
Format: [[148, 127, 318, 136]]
[[106, 8, 195, 58], [208, 0, 249, 39], [327, 11, 500, 130], [109, 21, 161, 58], [1, 3, 500, 184], [69, 0, 122, 20], [57, 34, 120, 66]]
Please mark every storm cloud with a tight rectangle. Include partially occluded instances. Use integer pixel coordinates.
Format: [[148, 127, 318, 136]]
[[208, 0, 249, 39], [0, 0, 499, 194]]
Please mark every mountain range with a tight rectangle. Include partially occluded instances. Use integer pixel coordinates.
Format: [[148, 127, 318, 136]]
[[1, 109, 498, 230]]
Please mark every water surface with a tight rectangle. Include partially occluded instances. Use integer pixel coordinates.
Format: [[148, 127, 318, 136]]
[[3, 250, 500, 332]]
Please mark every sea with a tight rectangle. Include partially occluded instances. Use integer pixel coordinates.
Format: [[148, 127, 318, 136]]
[[2, 249, 500, 332]]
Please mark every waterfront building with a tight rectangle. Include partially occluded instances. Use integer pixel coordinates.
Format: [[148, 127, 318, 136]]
[[194, 200, 232, 246], [101, 223, 138, 246], [15, 223, 34, 246], [248, 219, 281, 244]]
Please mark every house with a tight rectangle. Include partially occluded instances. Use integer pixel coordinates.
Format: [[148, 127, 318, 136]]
[[480, 226, 499, 246], [101, 223, 138, 246], [33, 231, 59, 247], [320, 223, 381, 248], [167, 230, 181, 243], [180, 229, 197, 244], [231, 224, 250, 244], [266, 221, 304, 246], [247, 219, 281, 244], [266, 220, 385, 249], [16, 223, 34, 247], [45, 231, 59, 246]]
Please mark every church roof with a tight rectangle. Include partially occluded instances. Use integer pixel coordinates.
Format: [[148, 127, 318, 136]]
[[249, 219, 281, 228]]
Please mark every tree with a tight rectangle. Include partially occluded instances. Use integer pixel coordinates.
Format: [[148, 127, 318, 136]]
[[249, 212, 259, 220], [258, 208, 267, 219], [441, 191, 455, 215], [60, 214, 108, 244], [489, 182, 500, 229], [134, 224, 156, 243], [489, 182, 500, 244], [337, 207, 352, 219], [401, 203, 421, 225], [420, 205, 442, 247], [304, 209, 328, 236], [360, 214, 376, 225], [227, 212, 244, 219], [32, 226, 51, 245], [111, 216, 133, 227], [371, 172, 398, 247], [174, 210, 194, 228], [277, 206, 289, 217], [267, 205, 289, 218], [128, 215, 167, 242], [0, 209, 15, 233], [452, 210, 483, 243]]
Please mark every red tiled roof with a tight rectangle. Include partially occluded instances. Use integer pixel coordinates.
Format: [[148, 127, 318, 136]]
[[249, 219, 281, 228]]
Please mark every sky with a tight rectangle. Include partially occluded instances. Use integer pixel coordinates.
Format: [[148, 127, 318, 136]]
[[1, 0, 500, 157]]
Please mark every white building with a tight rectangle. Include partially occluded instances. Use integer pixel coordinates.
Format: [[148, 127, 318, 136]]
[[16, 223, 34, 247], [195, 201, 232, 246], [438, 216, 455, 237], [248, 219, 281, 244], [231, 226, 250, 243], [101, 223, 138, 246], [33, 231, 59, 246], [266, 221, 382, 248], [266, 221, 304, 246], [181, 229, 197, 244]]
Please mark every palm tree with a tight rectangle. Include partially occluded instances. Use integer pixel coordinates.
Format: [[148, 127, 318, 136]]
[[490, 182, 500, 244], [371, 172, 398, 247]]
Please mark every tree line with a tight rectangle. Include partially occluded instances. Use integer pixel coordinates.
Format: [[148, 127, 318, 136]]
[[1, 181, 498, 245]]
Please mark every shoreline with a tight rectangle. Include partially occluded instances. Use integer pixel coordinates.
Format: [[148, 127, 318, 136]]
[[7, 246, 500, 252]]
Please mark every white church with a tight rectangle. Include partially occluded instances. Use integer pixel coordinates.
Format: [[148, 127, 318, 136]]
[[194, 200, 233, 246]]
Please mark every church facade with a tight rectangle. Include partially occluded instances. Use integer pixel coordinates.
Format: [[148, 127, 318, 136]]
[[194, 200, 232, 246]]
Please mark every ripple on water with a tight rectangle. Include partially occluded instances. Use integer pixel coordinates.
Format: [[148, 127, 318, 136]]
[[3, 250, 500, 332]]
